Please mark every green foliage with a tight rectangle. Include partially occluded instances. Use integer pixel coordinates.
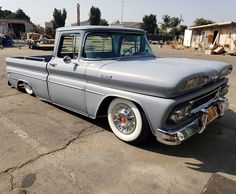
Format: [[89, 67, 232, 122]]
[[170, 17, 182, 28], [100, 19, 109, 26], [52, 8, 67, 30], [0, 7, 30, 20], [159, 15, 187, 39], [89, 6, 101, 25], [14, 9, 30, 20], [168, 25, 187, 39], [155, 26, 159, 35], [141, 14, 157, 34], [160, 14, 171, 34], [193, 18, 214, 26], [179, 25, 188, 35]]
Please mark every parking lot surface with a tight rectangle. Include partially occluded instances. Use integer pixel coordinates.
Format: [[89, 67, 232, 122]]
[[0, 46, 236, 194]]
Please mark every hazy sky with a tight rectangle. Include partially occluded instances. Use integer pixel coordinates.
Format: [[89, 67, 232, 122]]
[[1, 0, 236, 27]]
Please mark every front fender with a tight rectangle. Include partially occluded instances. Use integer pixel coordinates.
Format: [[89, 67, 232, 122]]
[[85, 83, 176, 133]]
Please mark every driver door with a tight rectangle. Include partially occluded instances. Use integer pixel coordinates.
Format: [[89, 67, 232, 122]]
[[47, 33, 87, 114]]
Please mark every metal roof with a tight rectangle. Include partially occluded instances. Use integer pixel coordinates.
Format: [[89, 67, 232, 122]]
[[0, 18, 34, 25], [188, 21, 236, 30], [56, 25, 144, 33]]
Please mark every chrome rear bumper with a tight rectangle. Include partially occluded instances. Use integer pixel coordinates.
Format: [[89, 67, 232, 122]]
[[155, 97, 229, 145]]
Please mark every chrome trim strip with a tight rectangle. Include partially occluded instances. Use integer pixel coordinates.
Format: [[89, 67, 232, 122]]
[[191, 98, 216, 114], [48, 80, 83, 90], [191, 85, 228, 114], [191, 87, 220, 103], [7, 72, 46, 81], [156, 119, 198, 135], [9, 56, 46, 62], [85, 89, 104, 96]]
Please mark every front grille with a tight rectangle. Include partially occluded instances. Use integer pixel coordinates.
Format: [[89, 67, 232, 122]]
[[191, 89, 219, 109], [167, 84, 228, 127]]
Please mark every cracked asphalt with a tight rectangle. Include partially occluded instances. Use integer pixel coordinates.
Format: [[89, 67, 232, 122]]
[[0, 46, 236, 194]]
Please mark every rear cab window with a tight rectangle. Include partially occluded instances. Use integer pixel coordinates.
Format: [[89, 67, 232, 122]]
[[57, 33, 81, 60]]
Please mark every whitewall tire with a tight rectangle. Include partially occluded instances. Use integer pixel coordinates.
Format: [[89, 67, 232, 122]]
[[23, 82, 34, 95], [108, 98, 150, 143]]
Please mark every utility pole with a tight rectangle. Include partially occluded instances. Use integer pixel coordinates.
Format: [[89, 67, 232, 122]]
[[121, 1, 124, 23], [179, 13, 183, 28], [77, 3, 80, 26]]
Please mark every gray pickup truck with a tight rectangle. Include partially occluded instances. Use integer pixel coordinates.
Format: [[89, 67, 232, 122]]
[[6, 26, 232, 145]]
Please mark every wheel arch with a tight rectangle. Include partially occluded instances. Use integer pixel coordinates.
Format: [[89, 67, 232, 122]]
[[17, 79, 25, 89], [17, 79, 34, 94], [95, 95, 153, 132]]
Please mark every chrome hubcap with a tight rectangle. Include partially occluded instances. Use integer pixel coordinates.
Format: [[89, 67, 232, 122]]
[[25, 84, 31, 91], [112, 103, 136, 135]]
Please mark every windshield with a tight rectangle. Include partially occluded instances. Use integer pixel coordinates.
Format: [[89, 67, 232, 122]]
[[83, 32, 154, 59]]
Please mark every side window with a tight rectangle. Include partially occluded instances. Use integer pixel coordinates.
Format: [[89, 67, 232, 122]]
[[120, 35, 140, 55], [83, 34, 114, 59], [57, 33, 81, 59]]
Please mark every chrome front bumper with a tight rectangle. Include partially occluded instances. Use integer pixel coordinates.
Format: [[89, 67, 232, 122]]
[[155, 97, 229, 145]]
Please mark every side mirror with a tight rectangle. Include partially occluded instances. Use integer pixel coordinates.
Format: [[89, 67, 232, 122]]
[[63, 55, 72, 64]]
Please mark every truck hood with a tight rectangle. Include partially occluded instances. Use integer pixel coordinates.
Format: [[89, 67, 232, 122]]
[[98, 57, 232, 98]]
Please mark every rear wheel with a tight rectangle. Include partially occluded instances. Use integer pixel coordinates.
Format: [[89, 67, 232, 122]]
[[23, 82, 34, 95], [107, 98, 150, 144]]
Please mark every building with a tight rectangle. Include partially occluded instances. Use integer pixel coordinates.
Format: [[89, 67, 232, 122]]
[[0, 19, 34, 39], [184, 21, 236, 52]]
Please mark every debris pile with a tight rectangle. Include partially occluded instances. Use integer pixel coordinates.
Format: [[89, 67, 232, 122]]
[[26, 32, 54, 50]]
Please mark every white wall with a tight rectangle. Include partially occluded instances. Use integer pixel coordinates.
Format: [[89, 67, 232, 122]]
[[183, 30, 192, 47], [219, 28, 236, 50]]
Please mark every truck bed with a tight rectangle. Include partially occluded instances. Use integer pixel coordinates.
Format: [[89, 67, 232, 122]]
[[6, 55, 53, 100]]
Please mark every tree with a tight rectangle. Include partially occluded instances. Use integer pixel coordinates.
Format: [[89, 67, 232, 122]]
[[141, 14, 157, 34], [52, 8, 67, 30], [100, 19, 109, 26], [168, 17, 185, 39], [179, 25, 188, 35], [170, 17, 182, 28], [14, 9, 30, 20], [155, 26, 159, 35], [89, 6, 101, 25], [193, 18, 214, 26], [0, 7, 30, 20], [160, 15, 171, 34]]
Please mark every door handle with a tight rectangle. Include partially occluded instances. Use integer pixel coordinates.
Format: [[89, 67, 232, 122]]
[[49, 63, 57, 67], [73, 63, 79, 71]]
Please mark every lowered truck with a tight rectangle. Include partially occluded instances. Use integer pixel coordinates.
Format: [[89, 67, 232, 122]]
[[6, 26, 232, 145]]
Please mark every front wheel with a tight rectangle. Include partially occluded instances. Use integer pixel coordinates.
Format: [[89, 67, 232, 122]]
[[107, 98, 150, 144]]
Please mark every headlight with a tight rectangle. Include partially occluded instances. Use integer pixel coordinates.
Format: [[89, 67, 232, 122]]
[[221, 67, 232, 78], [220, 85, 229, 96], [169, 103, 193, 124], [179, 76, 209, 90]]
